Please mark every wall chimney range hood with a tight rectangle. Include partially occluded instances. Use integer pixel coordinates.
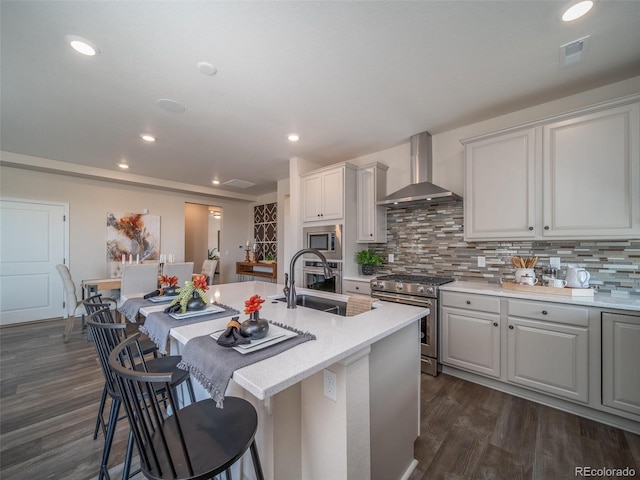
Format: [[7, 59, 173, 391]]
[[377, 131, 461, 207]]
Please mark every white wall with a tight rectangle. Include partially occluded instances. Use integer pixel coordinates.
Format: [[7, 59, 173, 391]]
[[347, 75, 640, 197], [0, 165, 254, 292]]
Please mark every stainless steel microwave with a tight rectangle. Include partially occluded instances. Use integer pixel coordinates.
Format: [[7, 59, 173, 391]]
[[303, 224, 342, 260]]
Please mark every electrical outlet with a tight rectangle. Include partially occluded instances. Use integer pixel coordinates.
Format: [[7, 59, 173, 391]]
[[478, 256, 486, 267], [550, 257, 561, 268], [388, 253, 394, 263], [323, 369, 337, 401]]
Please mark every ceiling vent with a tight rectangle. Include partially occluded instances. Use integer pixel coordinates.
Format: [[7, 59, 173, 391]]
[[223, 179, 256, 189], [560, 35, 590, 66]]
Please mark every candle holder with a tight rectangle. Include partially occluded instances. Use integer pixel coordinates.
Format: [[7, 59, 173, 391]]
[[253, 251, 259, 263], [245, 249, 251, 262]]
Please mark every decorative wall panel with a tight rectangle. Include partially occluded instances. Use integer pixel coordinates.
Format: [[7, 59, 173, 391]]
[[253, 202, 277, 261]]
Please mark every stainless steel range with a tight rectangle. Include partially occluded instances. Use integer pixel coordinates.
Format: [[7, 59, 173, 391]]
[[370, 274, 455, 376]]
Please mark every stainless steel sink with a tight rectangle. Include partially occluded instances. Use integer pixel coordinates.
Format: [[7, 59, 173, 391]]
[[273, 294, 347, 316]]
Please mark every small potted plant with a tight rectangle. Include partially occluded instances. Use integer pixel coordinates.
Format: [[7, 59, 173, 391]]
[[263, 253, 276, 264], [356, 249, 383, 276], [207, 248, 220, 260]]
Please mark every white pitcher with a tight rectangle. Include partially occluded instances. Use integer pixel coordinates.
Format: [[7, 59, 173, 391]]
[[565, 266, 590, 288]]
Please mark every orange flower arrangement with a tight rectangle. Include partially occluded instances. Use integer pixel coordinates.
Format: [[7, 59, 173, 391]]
[[160, 275, 178, 287], [192, 274, 209, 292], [244, 294, 265, 315]]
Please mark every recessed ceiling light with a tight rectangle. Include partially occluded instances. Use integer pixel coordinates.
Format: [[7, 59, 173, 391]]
[[140, 134, 156, 142], [118, 162, 129, 169], [288, 134, 300, 142], [562, 0, 594, 21], [212, 180, 220, 185], [65, 35, 100, 56]]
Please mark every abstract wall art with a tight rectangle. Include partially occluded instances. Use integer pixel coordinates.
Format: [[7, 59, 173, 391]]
[[106, 212, 160, 276]]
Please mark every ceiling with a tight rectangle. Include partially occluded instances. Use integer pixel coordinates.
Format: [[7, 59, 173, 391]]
[[2, 1, 640, 198]]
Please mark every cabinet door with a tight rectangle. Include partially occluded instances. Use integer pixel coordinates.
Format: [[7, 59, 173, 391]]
[[441, 307, 501, 378], [320, 168, 344, 220], [543, 103, 640, 238], [357, 164, 388, 243], [602, 312, 640, 416], [302, 173, 323, 222], [507, 317, 588, 403], [464, 128, 538, 240]]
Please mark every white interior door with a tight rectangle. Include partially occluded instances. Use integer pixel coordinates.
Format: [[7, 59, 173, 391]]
[[0, 199, 67, 325]]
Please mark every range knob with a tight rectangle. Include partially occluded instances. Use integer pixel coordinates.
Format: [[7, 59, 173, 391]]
[[417, 285, 425, 293], [426, 287, 434, 296], [396, 283, 404, 291], [373, 281, 383, 289]]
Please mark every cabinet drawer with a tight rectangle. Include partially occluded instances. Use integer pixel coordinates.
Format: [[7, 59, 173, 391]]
[[343, 280, 371, 295], [441, 292, 500, 313], [508, 300, 588, 327]]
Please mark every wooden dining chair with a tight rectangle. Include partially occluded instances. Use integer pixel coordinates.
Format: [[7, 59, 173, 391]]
[[83, 297, 158, 442], [87, 311, 196, 480], [162, 262, 194, 287], [109, 333, 265, 480]]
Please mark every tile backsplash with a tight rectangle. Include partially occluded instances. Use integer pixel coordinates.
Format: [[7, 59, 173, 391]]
[[369, 200, 640, 296]]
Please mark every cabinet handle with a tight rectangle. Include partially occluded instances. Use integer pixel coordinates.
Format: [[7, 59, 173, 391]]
[[466, 300, 471, 305], [493, 322, 498, 327], [509, 325, 514, 330], [541, 310, 548, 315], [355, 286, 360, 290], [528, 226, 533, 231], [544, 225, 550, 230], [370, 233, 373, 237]]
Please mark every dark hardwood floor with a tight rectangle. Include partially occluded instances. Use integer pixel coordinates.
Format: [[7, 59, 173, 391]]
[[1, 318, 639, 480]]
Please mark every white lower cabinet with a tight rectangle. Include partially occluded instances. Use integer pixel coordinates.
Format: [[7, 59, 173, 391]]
[[507, 315, 589, 403], [343, 279, 372, 296], [602, 312, 640, 416], [507, 300, 589, 403], [441, 292, 501, 378]]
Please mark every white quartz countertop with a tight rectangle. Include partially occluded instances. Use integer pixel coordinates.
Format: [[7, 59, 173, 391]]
[[162, 281, 427, 401], [441, 280, 640, 312]]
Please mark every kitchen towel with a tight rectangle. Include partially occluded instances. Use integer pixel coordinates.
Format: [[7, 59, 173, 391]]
[[139, 303, 239, 354], [177, 321, 316, 408]]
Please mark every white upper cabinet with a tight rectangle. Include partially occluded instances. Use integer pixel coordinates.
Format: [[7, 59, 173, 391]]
[[357, 163, 388, 243], [464, 128, 538, 240], [463, 98, 640, 240], [542, 103, 640, 238], [302, 165, 347, 223]]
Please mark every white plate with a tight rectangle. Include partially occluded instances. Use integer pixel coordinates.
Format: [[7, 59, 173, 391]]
[[210, 323, 297, 354], [169, 304, 226, 319], [148, 295, 178, 303]]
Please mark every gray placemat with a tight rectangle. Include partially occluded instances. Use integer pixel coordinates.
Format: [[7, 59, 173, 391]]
[[139, 303, 240, 354], [177, 321, 316, 408], [118, 297, 154, 322]]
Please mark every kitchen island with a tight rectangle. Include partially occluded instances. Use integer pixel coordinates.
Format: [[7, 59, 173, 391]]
[[157, 281, 428, 480]]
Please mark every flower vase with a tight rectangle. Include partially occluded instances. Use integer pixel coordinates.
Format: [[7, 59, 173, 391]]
[[163, 286, 178, 296], [240, 311, 269, 339], [186, 292, 206, 312]]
